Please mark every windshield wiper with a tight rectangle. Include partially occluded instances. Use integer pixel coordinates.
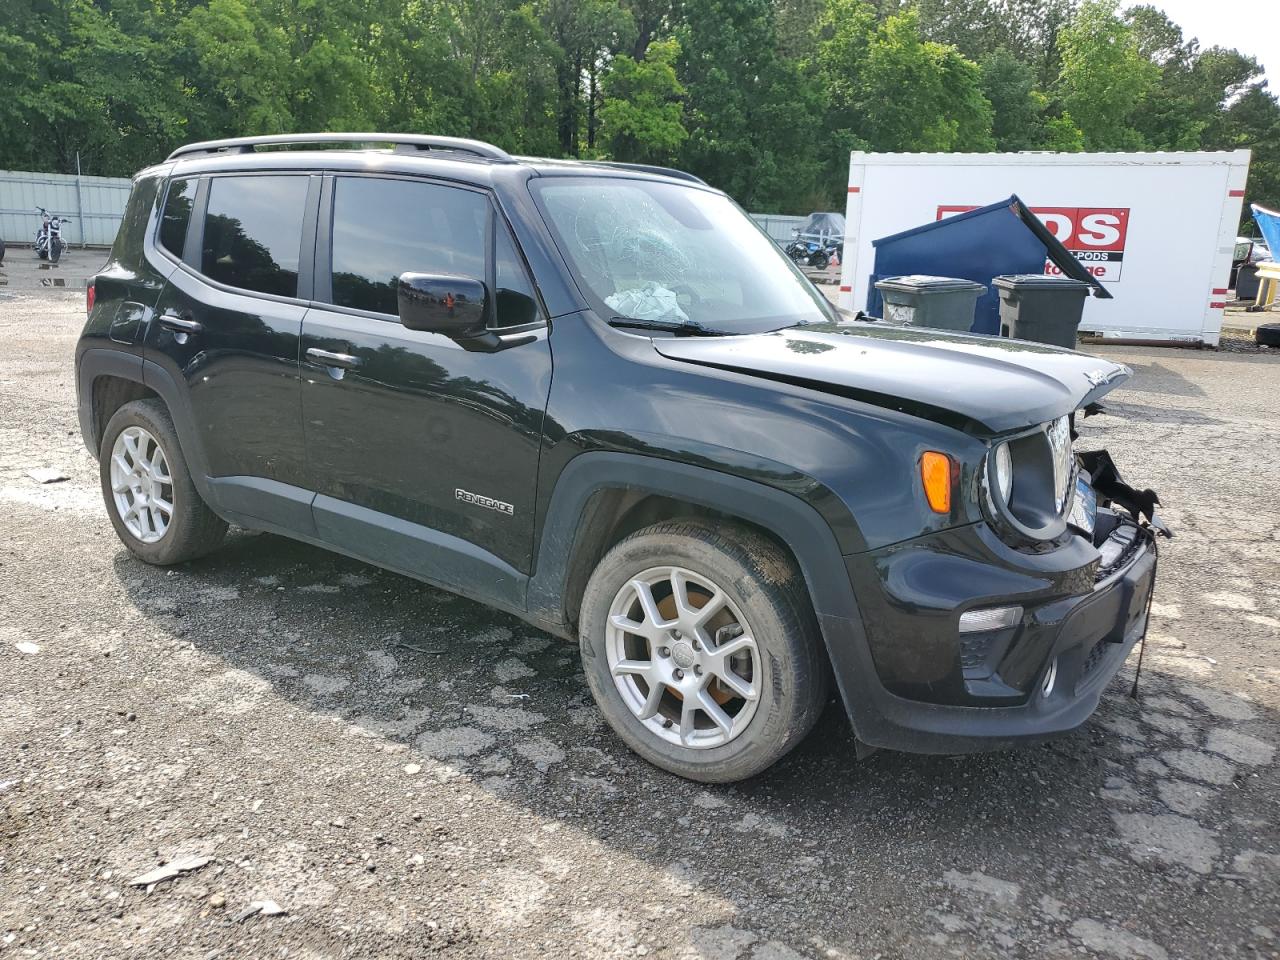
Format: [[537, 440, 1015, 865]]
[[607, 316, 728, 336]]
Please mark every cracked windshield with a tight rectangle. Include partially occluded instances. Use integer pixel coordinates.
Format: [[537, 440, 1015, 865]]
[[533, 177, 833, 334]]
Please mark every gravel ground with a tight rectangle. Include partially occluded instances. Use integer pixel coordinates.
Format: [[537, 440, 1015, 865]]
[[2, 290, 1278, 960]]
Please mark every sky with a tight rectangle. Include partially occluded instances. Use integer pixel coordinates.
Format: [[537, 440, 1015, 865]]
[[1142, 0, 1279, 88]]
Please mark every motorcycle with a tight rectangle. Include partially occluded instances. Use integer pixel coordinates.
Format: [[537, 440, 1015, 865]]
[[34, 207, 73, 263], [785, 232, 840, 270]]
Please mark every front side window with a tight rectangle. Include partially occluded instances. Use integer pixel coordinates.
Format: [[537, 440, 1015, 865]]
[[494, 226, 539, 328], [330, 177, 487, 316], [158, 178, 196, 257], [201, 176, 308, 297], [532, 177, 834, 334]]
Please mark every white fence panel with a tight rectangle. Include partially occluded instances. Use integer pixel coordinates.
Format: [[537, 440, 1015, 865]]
[[0, 169, 133, 247]]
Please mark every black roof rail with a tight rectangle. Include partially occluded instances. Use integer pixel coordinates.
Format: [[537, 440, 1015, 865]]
[[588, 161, 707, 185], [166, 133, 513, 162]]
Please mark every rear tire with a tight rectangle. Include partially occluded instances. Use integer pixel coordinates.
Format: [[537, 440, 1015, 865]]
[[99, 399, 227, 565], [579, 519, 829, 783]]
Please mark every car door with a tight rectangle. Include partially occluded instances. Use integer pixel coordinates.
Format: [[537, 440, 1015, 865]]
[[146, 173, 317, 530], [300, 173, 552, 601]]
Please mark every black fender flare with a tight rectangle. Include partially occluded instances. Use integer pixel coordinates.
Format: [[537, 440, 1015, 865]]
[[76, 348, 144, 456], [526, 451, 875, 731], [75, 348, 219, 506], [139, 358, 218, 503]]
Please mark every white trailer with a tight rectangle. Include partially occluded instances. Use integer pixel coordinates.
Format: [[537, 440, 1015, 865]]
[[838, 151, 1252, 346]]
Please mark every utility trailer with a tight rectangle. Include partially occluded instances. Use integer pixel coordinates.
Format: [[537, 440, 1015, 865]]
[[838, 151, 1252, 346]]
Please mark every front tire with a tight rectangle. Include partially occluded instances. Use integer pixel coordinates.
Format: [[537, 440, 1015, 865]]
[[49, 239, 62, 263], [99, 399, 227, 565], [579, 520, 829, 783]]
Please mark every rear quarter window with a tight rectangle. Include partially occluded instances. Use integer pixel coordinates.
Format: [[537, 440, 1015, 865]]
[[201, 175, 309, 297], [158, 178, 196, 257]]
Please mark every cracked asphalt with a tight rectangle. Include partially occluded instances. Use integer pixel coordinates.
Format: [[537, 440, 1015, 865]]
[[1, 290, 1278, 960]]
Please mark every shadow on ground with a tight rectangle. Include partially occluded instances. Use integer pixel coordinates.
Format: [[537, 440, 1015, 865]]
[[107, 528, 1280, 957]]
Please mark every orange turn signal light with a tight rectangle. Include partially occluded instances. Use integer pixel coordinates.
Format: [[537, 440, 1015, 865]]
[[920, 451, 954, 514]]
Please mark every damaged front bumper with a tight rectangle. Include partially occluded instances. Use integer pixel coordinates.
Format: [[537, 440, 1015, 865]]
[[835, 451, 1165, 755]]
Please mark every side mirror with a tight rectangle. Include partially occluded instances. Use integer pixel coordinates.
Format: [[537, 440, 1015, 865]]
[[397, 273, 488, 338]]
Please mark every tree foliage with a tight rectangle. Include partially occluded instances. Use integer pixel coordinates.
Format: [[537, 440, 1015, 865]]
[[0, 0, 1274, 217]]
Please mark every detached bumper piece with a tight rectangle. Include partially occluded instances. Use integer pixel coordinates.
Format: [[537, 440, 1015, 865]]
[[1078, 448, 1172, 539]]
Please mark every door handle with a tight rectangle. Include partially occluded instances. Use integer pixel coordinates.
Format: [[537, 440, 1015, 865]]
[[158, 312, 202, 335], [306, 347, 361, 370]]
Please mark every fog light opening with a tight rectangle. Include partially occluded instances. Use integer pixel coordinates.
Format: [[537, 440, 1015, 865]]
[[1041, 657, 1059, 698], [958, 605, 1023, 634]]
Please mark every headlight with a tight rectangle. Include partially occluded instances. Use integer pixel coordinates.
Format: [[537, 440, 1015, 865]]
[[986, 417, 1077, 541], [993, 441, 1013, 504], [1046, 415, 1073, 513]]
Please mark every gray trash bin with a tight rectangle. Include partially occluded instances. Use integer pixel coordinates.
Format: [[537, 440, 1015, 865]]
[[993, 275, 1091, 348], [873, 275, 987, 331]]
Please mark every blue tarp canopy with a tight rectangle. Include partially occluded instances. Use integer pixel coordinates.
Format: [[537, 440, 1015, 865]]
[[868, 194, 1110, 335], [1252, 204, 1280, 258]]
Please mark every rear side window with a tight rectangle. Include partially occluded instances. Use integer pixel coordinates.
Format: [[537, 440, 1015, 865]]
[[330, 177, 486, 316], [158, 178, 196, 257], [201, 176, 308, 297]]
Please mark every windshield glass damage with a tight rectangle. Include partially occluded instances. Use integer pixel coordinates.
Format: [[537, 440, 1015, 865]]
[[531, 177, 835, 335]]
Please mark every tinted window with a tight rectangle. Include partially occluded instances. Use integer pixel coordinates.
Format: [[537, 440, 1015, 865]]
[[331, 177, 486, 316], [494, 226, 539, 327], [201, 176, 308, 297], [159, 178, 196, 256]]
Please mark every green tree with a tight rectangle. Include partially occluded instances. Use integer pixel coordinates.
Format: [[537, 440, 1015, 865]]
[[1055, 0, 1157, 150], [845, 10, 994, 152], [598, 37, 687, 163], [676, 0, 825, 211]]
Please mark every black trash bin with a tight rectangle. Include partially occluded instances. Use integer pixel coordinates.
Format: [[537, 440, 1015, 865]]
[[873, 275, 987, 331], [993, 275, 1091, 348], [1235, 262, 1262, 302]]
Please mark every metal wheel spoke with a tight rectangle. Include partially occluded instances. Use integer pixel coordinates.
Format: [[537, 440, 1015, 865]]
[[670, 570, 697, 619], [712, 667, 756, 701], [679, 696, 699, 744], [638, 677, 666, 720], [715, 635, 755, 660], [123, 433, 141, 465], [630, 579, 671, 630], [697, 690, 734, 734], [152, 497, 173, 516], [151, 467, 172, 485], [693, 589, 727, 625], [609, 613, 662, 642], [611, 658, 651, 678]]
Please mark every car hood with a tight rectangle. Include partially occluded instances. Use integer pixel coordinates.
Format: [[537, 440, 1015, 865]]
[[650, 321, 1131, 435]]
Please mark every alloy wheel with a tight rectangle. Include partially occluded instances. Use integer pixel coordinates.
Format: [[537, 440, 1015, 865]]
[[109, 426, 174, 543], [605, 565, 761, 749]]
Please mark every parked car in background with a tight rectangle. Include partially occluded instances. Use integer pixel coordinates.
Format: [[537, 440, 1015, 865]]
[[77, 133, 1169, 782]]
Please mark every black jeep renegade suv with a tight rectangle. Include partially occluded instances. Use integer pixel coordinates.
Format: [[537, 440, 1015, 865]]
[[76, 133, 1165, 783]]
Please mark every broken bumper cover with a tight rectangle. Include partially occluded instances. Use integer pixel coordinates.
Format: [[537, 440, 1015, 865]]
[[834, 511, 1158, 754]]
